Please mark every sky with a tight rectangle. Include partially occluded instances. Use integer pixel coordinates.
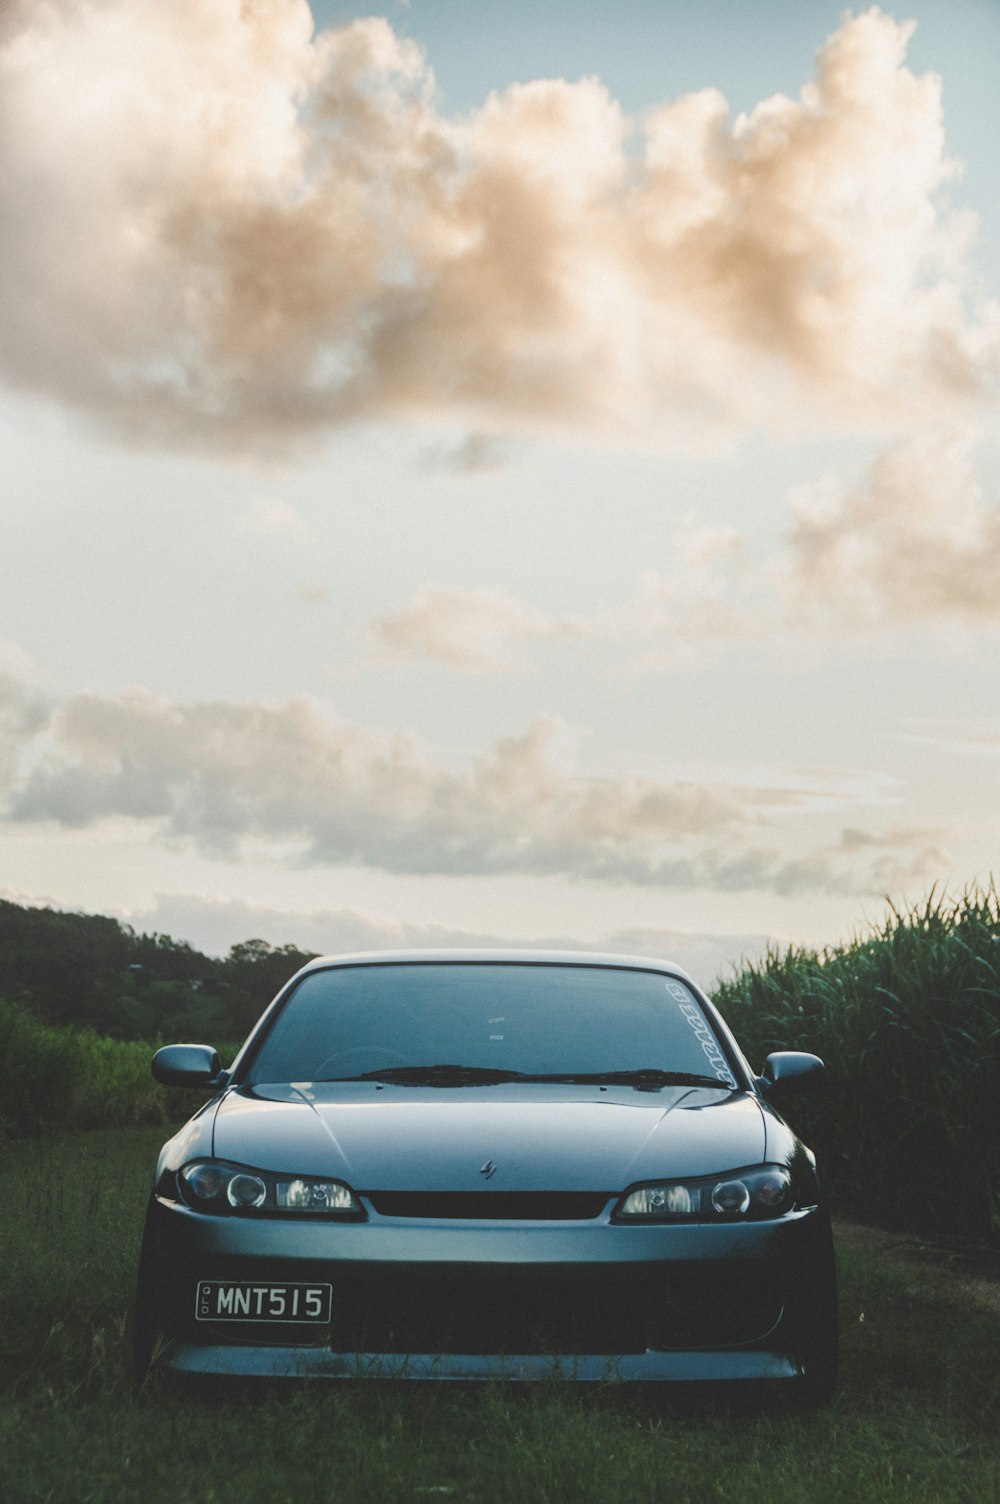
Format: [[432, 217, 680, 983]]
[[1, 0, 999, 983]]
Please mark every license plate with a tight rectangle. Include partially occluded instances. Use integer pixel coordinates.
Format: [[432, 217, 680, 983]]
[[195, 1281, 332, 1323]]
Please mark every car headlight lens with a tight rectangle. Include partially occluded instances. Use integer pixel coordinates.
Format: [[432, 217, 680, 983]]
[[182, 1163, 227, 1202], [177, 1160, 364, 1218], [226, 1173, 267, 1208], [711, 1178, 751, 1215], [614, 1164, 794, 1222], [275, 1178, 358, 1211]]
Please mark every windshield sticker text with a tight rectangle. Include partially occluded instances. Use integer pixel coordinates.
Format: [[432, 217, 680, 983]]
[[675, 998, 737, 1086]]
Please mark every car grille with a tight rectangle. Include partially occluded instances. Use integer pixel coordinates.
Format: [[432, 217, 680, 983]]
[[332, 1266, 643, 1354], [366, 1192, 611, 1220], [178, 1260, 783, 1355], [329, 1263, 783, 1355]]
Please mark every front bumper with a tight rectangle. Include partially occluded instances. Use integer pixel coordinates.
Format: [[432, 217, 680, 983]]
[[168, 1346, 801, 1382], [138, 1194, 834, 1384]]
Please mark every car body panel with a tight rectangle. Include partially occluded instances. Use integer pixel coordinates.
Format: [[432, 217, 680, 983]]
[[166, 1347, 803, 1383], [210, 1083, 768, 1190], [144, 1194, 820, 1264]]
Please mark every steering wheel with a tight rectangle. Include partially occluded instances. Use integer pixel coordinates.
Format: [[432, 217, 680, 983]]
[[313, 1046, 413, 1079]]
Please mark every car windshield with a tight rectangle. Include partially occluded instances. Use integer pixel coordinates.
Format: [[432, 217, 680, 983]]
[[243, 963, 739, 1089]]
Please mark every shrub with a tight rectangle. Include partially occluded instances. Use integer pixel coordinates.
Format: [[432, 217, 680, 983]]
[[713, 883, 1000, 1240], [0, 1000, 80, 1136], [0, 999, 234, 1138]]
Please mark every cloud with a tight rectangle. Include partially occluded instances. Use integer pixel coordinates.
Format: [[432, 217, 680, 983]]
[[4, 695, 746, 880], [0, 3, 995, 452], [784, 431, 1000, 625], [369, 584, 584, 671], [296, 580, 332, 604], [900, 718, 1000, 756], [128, 892, 507, 961], [0, 659, 49, 786], [367, 423, 1000, 676], [650, 435, 1000, 641], [834, 823, 956, 896], [127, 891, 772, 987], [0, 668, 953, 900], [240, 500, 310, 545], [365, 525, 759, 674], [602, 529, 761, 670], [420, 432, 509, 475]]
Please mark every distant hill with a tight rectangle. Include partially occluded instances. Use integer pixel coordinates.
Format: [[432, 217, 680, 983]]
[[0, 897, 317, 1041]]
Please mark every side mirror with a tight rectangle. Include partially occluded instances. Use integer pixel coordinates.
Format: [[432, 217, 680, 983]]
[[760, 1051, 825, 1094], [152, 1043, 224, 1088]]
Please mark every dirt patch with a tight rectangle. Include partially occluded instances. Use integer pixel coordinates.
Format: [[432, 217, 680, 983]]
[[834, 1218, 1000, 1315]]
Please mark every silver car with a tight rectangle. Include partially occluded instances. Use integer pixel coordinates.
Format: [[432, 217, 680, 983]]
[[134, 951, 837, 1401]]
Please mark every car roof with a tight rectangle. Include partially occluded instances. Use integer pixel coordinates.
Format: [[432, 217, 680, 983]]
[[292, 949, 699, 987]]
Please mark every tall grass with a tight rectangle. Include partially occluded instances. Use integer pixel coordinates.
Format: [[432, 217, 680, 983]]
[[713, 883, 1000, 1240], [0, 1000, 231, 1138]]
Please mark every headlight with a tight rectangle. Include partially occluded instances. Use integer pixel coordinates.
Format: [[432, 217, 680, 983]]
[[614, 1164, 794, 1222], [275, 1177, 357, 1211], [176, 1160, 364, 1219]]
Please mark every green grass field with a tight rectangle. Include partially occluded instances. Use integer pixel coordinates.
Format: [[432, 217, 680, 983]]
[[1, 1126, 997, 1504]]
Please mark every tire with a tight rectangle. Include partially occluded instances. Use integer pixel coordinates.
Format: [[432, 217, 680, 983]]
[[791, 1247, 839, 1408], [131, 1199, 162, 1382]]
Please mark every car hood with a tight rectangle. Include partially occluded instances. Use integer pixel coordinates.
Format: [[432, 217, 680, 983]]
[[212, 1083, 766, 1191]]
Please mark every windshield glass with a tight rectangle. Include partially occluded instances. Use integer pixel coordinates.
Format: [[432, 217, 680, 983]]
[[244, 963, 738, 1088]]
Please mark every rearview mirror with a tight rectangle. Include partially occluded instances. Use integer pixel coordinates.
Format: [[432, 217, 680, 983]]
[[760, 1051, 825, 1093], [152, 1043, 224, 1088]]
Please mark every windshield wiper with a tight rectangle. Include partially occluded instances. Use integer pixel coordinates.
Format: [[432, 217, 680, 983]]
[[326, 1063, 732, 1090], [331, 1063, 531, 1086], [518, 1069, 733, 1091]]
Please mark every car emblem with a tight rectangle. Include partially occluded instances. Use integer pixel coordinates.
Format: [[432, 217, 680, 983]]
[[480, 1159, 498, 1180]]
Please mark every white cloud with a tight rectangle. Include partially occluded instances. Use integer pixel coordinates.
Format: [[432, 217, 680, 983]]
[[649, 433, 1000, 643], [4, 694, 744, 876], [240, 500, 310, 545], [0, 662, 49, 786], [784, 431, 1000, 625], [364, 524, 761, 675], [370, 435, 1000, 673], [603, 528, 761, 670], [124, 891, 772, 987], [899, 718, 1000, 756], [296, 581, 332, 604], [420, 432, 509, 475], [369, 584, 584, 671], [0, 3, 995, 452], [0, 668, 957, 900]]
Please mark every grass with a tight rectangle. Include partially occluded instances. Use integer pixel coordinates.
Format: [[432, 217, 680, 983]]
[[0, 999, 235, 1137], [1, 1126, 998, 1503], [713, 882, 1000, 1240]]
